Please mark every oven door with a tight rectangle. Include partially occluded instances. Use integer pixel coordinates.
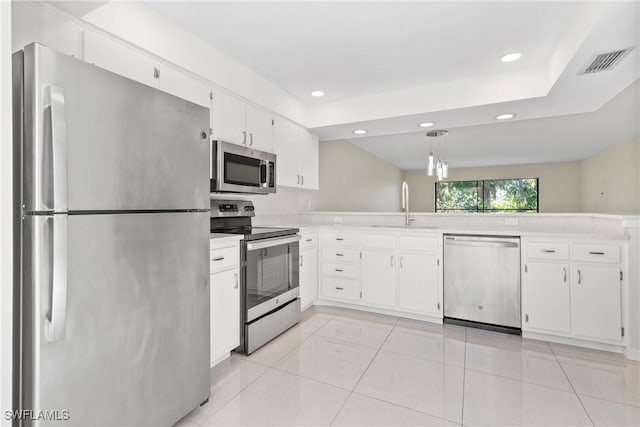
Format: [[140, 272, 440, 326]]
[[244, 235, 300, 322], [212, 141, 276, 194]]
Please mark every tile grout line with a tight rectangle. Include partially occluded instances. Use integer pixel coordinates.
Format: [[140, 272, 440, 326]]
[[548, 342, 596, 427], [197, 359, 272, 426], [329, 315, 400, 426]]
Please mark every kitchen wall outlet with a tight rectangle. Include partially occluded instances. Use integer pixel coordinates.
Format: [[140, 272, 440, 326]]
[[505, 218, 519, 226], [333, 216, 343, 224]]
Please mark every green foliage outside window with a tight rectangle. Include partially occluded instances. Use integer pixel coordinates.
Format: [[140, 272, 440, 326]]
[[436, 178, 539, 212]]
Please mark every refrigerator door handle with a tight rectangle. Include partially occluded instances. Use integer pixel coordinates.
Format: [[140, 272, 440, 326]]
[[44, 85, 68, 212], [46, 215, 68, 342]]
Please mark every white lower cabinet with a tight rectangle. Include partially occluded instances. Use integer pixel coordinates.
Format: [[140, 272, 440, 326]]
[[571, 265, 621, 342], [523, 239, 624, 346], [210, 239, 241, 367], [210, 268, 240, 366], [299, 247, 318, 309], [524, 262, 571, 334], [361, 250, 396, 307], [397, 252, 440, 316]]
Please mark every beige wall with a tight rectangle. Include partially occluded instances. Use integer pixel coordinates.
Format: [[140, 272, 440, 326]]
[[318, 140, 403, 212], [581, 139, 640, 214], [404, 161, 583, 212]]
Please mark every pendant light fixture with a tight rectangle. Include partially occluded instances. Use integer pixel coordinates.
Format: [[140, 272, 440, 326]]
[[426, 129, 450, 181]]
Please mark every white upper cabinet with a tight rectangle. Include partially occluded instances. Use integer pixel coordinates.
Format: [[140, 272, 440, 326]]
[[209, 88, 274, 152], [273, 118, 320, 190], [83, 31, 158, 88], [209, 87, 247, 146], [245, 104, 274, 152], [156, 65, 210, 108], [12, 1, 83, 57]]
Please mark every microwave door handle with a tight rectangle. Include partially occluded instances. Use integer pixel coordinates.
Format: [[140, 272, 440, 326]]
[[259, 160, 269, 188]]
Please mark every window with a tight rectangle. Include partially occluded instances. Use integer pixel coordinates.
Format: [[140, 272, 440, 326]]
[[436, 178, 539, 213]]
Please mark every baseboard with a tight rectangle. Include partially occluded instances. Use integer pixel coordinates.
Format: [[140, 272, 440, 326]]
[[624, 347, 640, 361], [312, 299, 443, 324], [523, 331, 627, 355]]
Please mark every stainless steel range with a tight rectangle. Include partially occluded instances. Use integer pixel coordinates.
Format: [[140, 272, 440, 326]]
[[210, 199, 300, 354]]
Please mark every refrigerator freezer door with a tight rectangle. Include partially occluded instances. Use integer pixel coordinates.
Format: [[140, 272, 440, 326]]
[[18, 43, 209, 212], [21, 212, 210, 426]]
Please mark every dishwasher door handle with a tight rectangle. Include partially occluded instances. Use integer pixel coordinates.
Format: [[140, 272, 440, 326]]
[[445, 239, 519, 248]]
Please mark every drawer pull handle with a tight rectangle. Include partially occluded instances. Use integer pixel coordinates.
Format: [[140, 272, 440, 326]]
[[336, 238, 344, 241], [542, 249, 556, 253], [335, 287, 344, 290], [577, 269, 582, 285], [335, 269, 344, 272], [589, 251, 605, 255], [306, 238, 313, 242], [336, 253, 344, 257], [212, 256, 225, 261], [563, 268, 567, 283]]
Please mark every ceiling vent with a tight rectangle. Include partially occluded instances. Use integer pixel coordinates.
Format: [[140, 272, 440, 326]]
[[578, 47, 635, 75]]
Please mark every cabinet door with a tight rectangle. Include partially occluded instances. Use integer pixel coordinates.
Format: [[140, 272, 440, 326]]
[[524, 262, 570, 334], [157, 65, 210, 107], [210, 269, 240, 366], [210, 87, 246, 145], [299, 248, 318, 309], [362, 250, 396, 306], [398, 253, 440, 315], [245, 104, 273, 152], [298, 128, 319, 190], [273, 117, 301, 187], [12, 1, 83, 58], [83, 31, 158, 88], [571, 265, 621, 342]]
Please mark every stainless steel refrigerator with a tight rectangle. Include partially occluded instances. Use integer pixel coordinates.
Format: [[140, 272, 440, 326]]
[[13, 43, 211, 426]]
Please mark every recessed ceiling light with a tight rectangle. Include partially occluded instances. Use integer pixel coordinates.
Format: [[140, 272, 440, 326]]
[[501, 53, 522, 63], [418, 122, 435, 128], [353, 129, 367, 135], [495, 113, 516, 120], [311, 90, 325, 97]]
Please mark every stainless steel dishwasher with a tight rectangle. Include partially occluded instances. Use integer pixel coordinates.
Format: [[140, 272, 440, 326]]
[[444, 234, 521, 331]]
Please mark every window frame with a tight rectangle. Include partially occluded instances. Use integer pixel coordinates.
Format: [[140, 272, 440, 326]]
[[435, 178, 540, 213]]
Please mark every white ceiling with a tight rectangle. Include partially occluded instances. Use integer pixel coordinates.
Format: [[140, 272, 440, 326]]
[[350, 79, 639, 170], [146, 1, 580, 103], [105, 1, 640, 167]]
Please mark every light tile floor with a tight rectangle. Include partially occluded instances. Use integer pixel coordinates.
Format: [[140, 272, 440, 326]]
[[175, 306, 640, 427]]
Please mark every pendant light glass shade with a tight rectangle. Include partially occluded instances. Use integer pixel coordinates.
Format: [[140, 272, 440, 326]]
[[426, 129, 451, 181]]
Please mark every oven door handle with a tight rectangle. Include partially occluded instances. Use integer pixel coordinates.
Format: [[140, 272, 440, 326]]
[[246, 235, 301, 251]]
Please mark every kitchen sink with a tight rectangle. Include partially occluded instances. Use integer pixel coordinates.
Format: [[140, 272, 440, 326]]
[[369, 225, 440, 229]]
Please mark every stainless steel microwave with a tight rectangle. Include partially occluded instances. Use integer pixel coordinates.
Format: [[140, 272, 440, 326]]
[[211, 140, 276, 194]]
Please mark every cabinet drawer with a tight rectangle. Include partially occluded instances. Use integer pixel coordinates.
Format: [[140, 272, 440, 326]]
[[322, 262, 360, 279], [398, 235, 439, 252], [322, 247, 361, 262], [210, 246, 239, 273], [572, 243, 620, 264], [300, 233, 318, 250], [323, 277, 360, 301], [322, 232, 361, 247], [527, 242, 569, 260], [362, 234, 397, 249]]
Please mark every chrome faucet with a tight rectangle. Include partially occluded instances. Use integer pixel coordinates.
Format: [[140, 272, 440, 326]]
[[401, 181, 413, 226]]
